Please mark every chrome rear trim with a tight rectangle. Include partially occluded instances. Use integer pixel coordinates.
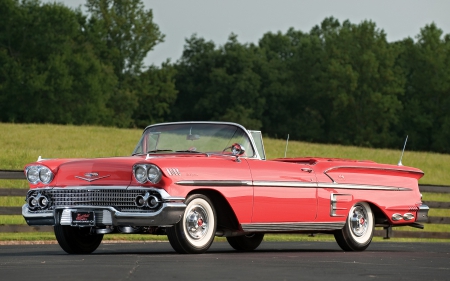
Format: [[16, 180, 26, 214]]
[[416, 204, 429, 222]]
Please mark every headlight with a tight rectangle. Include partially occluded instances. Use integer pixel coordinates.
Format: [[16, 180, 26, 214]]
[[39, 167, 53, 184], [134, 165, 148, 184], [26, 165, 54, 184], [133, 164, 162, 184], [26, 166, 40, 184], [147, 166, 162, 184]]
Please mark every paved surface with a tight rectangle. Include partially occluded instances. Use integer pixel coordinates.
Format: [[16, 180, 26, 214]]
[[1, 241, 449, 280]]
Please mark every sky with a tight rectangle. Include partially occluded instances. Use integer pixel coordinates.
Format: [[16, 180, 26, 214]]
[[43, 0, 450, 67]]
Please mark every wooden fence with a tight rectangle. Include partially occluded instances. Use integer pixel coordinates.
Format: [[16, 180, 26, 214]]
[[1, 170, 449, 239]]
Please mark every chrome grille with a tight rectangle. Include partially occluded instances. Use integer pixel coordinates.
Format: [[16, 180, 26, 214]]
[[27, 189, 162, 212]]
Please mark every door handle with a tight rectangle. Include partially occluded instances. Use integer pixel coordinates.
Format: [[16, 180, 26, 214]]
[[301, 168, 313, 173]]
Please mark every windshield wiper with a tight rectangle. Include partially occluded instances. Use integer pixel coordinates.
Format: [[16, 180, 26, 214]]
[[175, 150, 203, 153], [147, 149, 173, 153]]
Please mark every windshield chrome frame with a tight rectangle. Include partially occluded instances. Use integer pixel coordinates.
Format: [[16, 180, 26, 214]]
[[133, 121, 263, 160]]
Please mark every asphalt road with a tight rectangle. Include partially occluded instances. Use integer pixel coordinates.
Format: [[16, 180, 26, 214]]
[[1, 241, 449, 280]]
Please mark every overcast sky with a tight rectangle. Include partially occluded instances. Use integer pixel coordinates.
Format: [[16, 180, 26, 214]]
[[43, 0, 450, 67]]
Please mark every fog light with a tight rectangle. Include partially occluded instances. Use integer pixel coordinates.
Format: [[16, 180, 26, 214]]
[[135, 195, 145, 207], [147, 195, 158, 208], [38, 196, 49, 208]]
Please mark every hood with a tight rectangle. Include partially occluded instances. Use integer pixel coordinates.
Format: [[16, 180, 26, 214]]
[[29, 157, 141, 187]]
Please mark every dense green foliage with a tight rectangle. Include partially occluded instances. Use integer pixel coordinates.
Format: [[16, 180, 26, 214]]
[[1, 0, 449, 153], [0, 0, 177, 127]]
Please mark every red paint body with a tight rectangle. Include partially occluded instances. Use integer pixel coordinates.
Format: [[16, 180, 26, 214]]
[[26, 153, 425, 228], [23, 121, 427, 241]]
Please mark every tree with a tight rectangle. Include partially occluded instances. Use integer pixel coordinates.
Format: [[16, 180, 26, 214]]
[[397, 24, 450, 152], [309, 18, 404, 147], [258, 28, 326, 141], [172, 34, 265, 129], [0, 0, 116, 125], [85, 0, 165, 127], [132, 62, 178, 127]]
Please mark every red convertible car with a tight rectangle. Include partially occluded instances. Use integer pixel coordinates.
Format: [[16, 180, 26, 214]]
[[22, 121, 428, 254]]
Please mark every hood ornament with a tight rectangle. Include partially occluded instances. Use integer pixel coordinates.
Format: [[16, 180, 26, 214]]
[[75, 172, 110, 182]]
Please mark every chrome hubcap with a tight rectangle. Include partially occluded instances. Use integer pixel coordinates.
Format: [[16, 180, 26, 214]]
[[350, 205, 368, 237], [185, 205, 208, 240]]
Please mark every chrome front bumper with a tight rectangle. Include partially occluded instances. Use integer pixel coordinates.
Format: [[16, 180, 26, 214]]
[[23, 187, 186, 227], [23, 202, 186, 227]]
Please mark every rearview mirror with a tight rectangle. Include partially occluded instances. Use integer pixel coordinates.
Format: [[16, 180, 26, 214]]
[[186, 134, 200, 140]]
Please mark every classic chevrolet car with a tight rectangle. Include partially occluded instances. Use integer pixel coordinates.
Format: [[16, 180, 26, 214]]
[[23, 121, 428, 254]]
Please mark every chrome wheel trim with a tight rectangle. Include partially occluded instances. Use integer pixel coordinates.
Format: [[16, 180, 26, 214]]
[[182, 198, 215, 247], [348, 202, 373, 243]]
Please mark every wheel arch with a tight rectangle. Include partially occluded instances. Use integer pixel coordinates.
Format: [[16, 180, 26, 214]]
[[366, 201, 389, 226], [186, 189, 240, 232]]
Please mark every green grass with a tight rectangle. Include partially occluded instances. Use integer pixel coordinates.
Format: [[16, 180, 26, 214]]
[[422, 193, 450, 202], [0, 197, 24, 206], [1, 122, 450, 186], [428, 208, 450, 217], [0, 232, 57, 241], [1, 122, 450, 243], [0, 215, 25, 225]]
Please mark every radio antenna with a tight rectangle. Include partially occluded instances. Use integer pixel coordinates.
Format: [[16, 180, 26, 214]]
[[397, 135, 408, 166], [284, 134, 290, 158]]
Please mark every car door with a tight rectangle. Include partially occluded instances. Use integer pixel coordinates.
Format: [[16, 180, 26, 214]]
[[246, 159, 318, 223]]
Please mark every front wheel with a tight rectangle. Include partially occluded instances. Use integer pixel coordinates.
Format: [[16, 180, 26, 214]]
[[334, 202, 374, 251], [227, 233, 264, 251], [167, 194, 217, 254], [54, 225, 103, 254]]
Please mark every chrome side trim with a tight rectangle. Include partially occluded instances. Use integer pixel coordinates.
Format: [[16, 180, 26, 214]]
[[176, 180, 412, 191], [416, 204, 429, 222], [253, 181, 316, 188], [176, 180, 253, 186], [318, 183, 412, 191], [330, 193, 351, 217], [324, 165, 424, 176], [176, 180, 317, 188], [241, 222, 345, 232]]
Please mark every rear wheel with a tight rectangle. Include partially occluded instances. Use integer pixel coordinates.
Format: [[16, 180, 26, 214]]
[[167, 194, 217, 254], [54, 225, 103, 254], [334, 202, 374, 251], [227, 233, 264, 251]]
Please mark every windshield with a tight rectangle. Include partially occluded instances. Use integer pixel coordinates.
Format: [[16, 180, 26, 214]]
[[133, 123, 255, 157]]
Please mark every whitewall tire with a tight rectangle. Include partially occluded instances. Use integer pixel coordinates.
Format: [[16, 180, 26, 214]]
[[167, 194, 217, 254], [334, 202, 374, 251]]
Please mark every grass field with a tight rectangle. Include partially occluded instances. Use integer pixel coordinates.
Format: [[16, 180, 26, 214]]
[[1, 122, 449, 243], [1, 122, 450, 186]]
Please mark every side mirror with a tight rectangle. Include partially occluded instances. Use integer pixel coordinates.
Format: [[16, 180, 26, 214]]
[[231, 143, 245, 156]]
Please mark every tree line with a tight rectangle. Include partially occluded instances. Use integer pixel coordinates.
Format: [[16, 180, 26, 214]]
[[1, 0, 450, 153]]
